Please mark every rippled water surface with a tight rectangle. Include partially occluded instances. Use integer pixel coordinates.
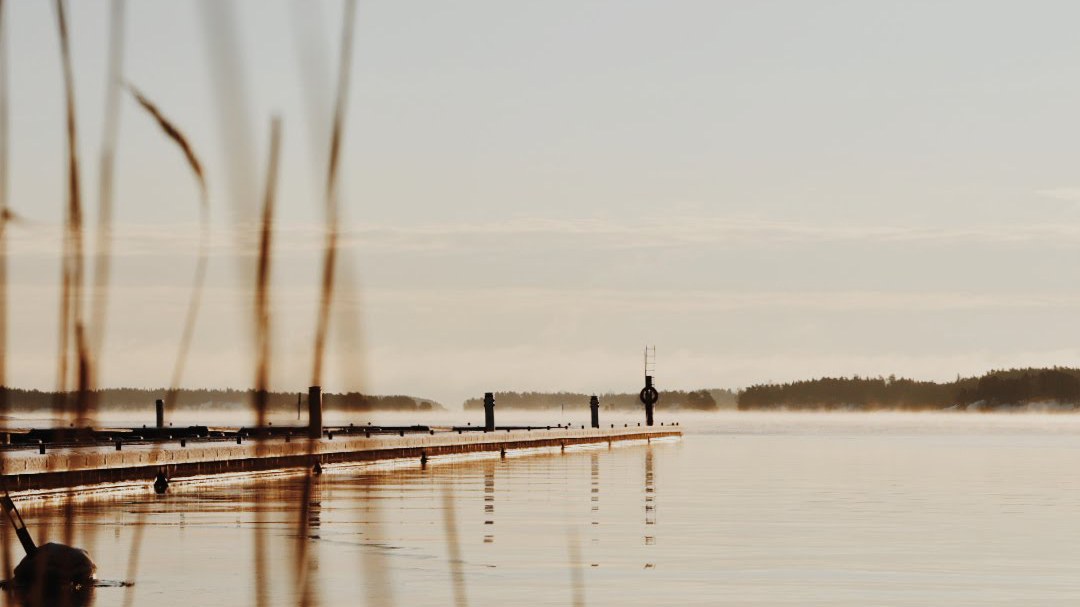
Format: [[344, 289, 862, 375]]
[[13, 411, 1080, 606]]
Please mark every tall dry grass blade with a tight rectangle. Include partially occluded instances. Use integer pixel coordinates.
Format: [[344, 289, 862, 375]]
[[198, 0, 256, 223], [119, 512, 144, 607], [311, 0, 357, 387], [253, 116, 281, 428], [289, 0, 368, 397], [441, 484, 469, 607], [568, 529, 585, 607], [88, 0, 126, 377], [75, 0, 124, 563], [125, 84, 209, 412], [54, 0, 89, 550], [295, 471, 317, 607], [121, 85, 208, 606], [252, 116, 282, 607], [0, 0, 11, 593], [287, 0, 330, 160]]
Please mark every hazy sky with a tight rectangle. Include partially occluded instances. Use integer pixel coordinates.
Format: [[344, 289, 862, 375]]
[[6, 0, 1080, 407]]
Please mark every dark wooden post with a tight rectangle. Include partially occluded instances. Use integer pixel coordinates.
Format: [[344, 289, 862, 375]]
[[308, 386, 323, 439], [483, 392, 495, 432], [590, 395, 600, 428], [155, 399, 165, 429], [640, 376, 658, 427]]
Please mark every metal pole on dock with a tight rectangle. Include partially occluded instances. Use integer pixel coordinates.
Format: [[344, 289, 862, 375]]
[[155, 399, 165, 429], [308, 386, 323, 439], [640, 375, 658, 427], [483, 392, 495, 432], [590, 395, 600, 428]]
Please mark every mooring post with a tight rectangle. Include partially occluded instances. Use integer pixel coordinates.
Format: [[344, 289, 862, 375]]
[[590, 395, 600, 429], [308, 386, 323, 439], [155, 399, 165, 429], [640, 375, 658, 427], [483, 392, 495, 432], [1, 496, 36, 556]]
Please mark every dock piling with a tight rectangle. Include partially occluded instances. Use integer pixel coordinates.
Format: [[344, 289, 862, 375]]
[[155, 399, 164, 429], [483, 392, 495, 432], [640, 375, 658, 427], [308, 386, 323, 439], [590, 395, 600, 428]]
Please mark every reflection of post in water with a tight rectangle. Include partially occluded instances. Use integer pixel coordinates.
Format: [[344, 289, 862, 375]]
[[483, 460, 495, 544], [590, 453, 600, 528], [294, 472, 323, 606], [644, 448, 655, 546], [309, 479, 322, 540]]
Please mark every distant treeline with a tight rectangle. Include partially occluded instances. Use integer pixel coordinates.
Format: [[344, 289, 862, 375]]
[[463, 389, 725, 411], [0, 388, 442, 413], [738, 367, 1080, 411]]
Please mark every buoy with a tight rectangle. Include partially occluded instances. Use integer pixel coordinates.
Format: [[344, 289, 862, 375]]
[[3, 495, 96, 605], [153, 472, 169, 494], [13, 543, 96, 606]]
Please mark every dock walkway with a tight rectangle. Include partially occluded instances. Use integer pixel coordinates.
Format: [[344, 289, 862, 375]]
[[0, 426, 682, 494]]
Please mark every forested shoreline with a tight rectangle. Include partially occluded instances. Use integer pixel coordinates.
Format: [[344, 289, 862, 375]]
[[738, 367, 1080, 411], [0, 388, 442, 413]]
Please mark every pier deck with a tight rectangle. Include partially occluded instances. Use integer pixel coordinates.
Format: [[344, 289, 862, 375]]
[[0, 426, 682, 495]]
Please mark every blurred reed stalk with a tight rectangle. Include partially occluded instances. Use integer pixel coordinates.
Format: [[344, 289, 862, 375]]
[[295, 471, 317, 607], [89, 0, 126, 385], [568, 529, 585, 607], [253, 116, 282, 606], [310, 0, 357, 389], [53, 0, 89, 419], [253, 117, 281, 428], [294, 3, 360, 605], [0, 0, 10, 597], [53, 0, 92, 551], [125, 84, 209, 412], [442, 484, 469, 607], [121, 85, 208, 607]]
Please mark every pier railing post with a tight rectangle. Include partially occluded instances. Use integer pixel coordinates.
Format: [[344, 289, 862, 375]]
[[155, 399, 165, 429], [590, 395, 599, 428], [484, 392, 495, 432], [308, 386, 323, 439]]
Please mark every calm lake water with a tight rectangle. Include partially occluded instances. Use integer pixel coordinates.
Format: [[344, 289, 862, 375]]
[[12, 411, 1080, 606]]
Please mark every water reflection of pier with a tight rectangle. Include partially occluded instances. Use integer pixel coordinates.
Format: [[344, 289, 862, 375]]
[[643, 447, 655, 571], [483, 461, 495, 544]]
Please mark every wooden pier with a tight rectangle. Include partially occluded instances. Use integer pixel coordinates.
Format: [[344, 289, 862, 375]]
[[0, 425, 682, 495]]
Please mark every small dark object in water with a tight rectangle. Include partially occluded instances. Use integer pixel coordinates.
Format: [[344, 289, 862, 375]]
[[312, 462, 322, 475], [420, 453, 428, 467], [12, 542, 96, 606], [153, 472, 169, 494]]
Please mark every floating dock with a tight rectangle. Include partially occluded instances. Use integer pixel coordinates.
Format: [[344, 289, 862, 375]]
[[0, 425, 682, 495]]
